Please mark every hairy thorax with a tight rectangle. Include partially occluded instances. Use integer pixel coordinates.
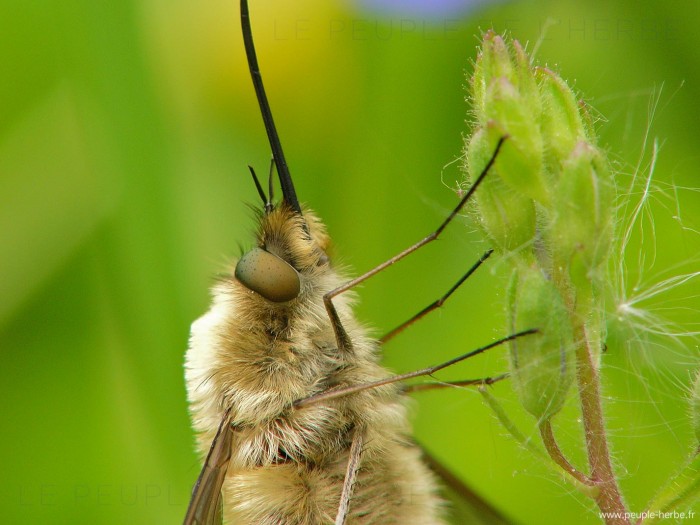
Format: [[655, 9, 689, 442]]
[[185, 207, 445, 524]]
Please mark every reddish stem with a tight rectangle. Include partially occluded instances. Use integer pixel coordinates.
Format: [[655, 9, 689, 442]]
[[573, 323, 629, 524], [539, 419, 593, 486]]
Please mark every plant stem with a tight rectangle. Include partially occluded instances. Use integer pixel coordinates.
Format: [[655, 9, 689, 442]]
[[573, 322, 629, 524], [480, 387, 599, 498], [539, 419, 591, 486]]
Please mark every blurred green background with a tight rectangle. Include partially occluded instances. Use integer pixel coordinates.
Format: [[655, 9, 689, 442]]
[[2, 0, 699, 523]]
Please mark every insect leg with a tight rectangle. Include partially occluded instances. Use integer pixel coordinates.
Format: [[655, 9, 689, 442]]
[[184, 408, 234, 525], [402, 373, 508, 393], [380, 249, 493, 344], [323, 137, 507, 352], [294, 328, 535, 409], [334, 427, 365, 525]]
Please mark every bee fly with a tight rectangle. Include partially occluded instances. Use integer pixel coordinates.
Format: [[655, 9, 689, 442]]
[[184, 1, 532, 524]]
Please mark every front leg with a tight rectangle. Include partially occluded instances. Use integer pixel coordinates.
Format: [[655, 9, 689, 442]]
[[324, 293, 354, 353]]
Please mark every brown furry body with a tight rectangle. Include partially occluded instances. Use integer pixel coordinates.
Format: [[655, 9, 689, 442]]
[[185, 205, 445, 524]]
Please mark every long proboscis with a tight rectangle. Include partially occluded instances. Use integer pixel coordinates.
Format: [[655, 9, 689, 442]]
[[240, 0, 302, 214]]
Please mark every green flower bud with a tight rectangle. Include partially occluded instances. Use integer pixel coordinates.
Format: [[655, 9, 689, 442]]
[[470, 33, 548, 205], [536, 67, 588, 174], [550, 142, 614, 274], [466, 128, 536, 253], [512, 40, 541, 114], [509, 266, 575, 421], [466, 31, 612, 424], [471, 31, 514, 123], [484, 78, 548, 204]]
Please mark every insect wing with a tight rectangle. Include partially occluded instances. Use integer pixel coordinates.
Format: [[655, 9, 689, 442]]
[[184, 409, 234, 525]]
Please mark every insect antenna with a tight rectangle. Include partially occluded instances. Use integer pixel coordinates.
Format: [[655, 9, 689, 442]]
[[247, 165, 269, 209], [240, 0, 301, 213]]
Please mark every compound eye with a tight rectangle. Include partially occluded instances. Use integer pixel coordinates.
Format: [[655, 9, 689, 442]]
[[234, 247, 300, 302]]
